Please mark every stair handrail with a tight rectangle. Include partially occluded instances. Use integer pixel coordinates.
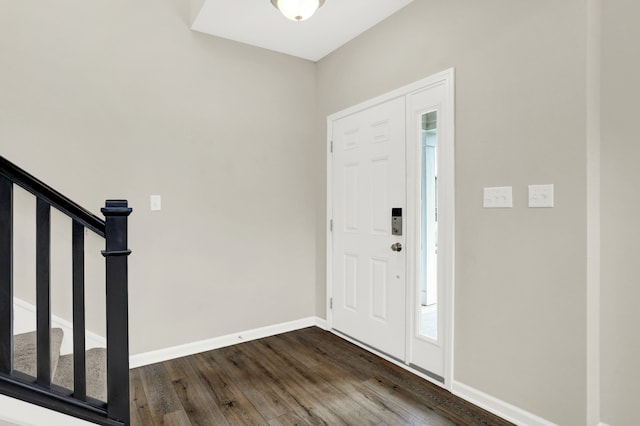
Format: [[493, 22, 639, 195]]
[[0, 156, 105, 236], [0, 155, 131, 426]]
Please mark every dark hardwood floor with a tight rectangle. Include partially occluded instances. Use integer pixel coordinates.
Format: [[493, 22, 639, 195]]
[[130, 327, 514, 425]]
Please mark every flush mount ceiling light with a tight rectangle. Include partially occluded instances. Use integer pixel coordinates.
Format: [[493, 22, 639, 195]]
[[271, 0, 326, 22]]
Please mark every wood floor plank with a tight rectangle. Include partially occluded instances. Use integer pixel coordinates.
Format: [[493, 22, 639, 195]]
[[171, 376, 231, 426], [209, 343, 291, 421], [363, 374, 457, 426], [240, 340, 352, 425], [291, 327, 382, 382], [129, 369, 156, 426], [189, 351, 269, 425], [167, 356, 231, 426], [163, 356, 195, 382], [267, 411, 313, 426], [138, 363, 184, 425], [434, 397, 515, 426], [274, 329, 327, 368], [254, 336, 384, 425], [163, 409, 193, 426]]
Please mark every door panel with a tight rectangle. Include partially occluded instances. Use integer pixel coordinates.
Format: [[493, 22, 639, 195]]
[[331, 97, 406, 360], [406, 80, 452, 381]]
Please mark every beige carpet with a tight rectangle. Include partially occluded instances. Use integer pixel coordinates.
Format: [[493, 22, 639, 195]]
[[53, 347, 107, 401], [13, 329, 107, 402], [13, 328, 64, 379]]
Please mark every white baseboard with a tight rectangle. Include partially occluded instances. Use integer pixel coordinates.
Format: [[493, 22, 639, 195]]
[[13, 298, 105, 355], [13, 297, 325, 367], [451, 381, 557, 426], [314, 317, 328, 330], [0, 394, 93, 426], [130, 316, 326, 368]]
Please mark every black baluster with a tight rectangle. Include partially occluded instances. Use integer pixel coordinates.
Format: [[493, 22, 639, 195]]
[[0, 176, 13, 375], [36, 198, 51, 386], [72, 220, 86, 400]]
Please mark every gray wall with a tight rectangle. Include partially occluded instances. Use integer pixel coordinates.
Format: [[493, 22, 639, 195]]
[[0, 0, 317, 354], [316, 1, 587, 424], [601, 0, 640, 424]]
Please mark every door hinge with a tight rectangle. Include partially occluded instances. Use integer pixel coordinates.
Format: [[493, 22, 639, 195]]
[[330, 298, 333, 309], [330, 140, 333, 153], [329, 219, 333, 232]]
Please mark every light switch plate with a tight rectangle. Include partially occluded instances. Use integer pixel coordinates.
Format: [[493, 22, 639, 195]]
[[483, 186, 513, 208], [528, 184, 554, 208], [150, 195, 162, 211]]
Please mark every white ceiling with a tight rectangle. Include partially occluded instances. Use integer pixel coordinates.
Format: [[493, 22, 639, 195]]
[[191, 0, 414, 62]]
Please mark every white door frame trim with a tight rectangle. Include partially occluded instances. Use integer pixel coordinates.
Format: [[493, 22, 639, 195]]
[[326, 68, 455, 389]]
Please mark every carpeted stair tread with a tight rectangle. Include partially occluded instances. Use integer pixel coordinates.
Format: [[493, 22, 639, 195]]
[[13, 328, 64, 379], [53, 347, 107, 402]]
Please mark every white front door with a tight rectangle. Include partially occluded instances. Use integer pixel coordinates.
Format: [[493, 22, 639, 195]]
[[328, 70, 455, 386], [331, 97, 406, 360]]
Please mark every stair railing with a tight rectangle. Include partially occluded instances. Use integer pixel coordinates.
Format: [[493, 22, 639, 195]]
[[0, 156, 131, 426]]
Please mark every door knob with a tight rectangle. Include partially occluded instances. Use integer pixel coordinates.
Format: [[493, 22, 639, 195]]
[[391, 242, 402, 252]]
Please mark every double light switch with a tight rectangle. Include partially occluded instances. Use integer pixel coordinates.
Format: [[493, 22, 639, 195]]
[[528, 184, 554, 208], [483, 186, 513, 208]]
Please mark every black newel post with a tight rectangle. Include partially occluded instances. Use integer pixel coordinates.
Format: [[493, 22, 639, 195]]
[[101, 200, 132, 425]]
